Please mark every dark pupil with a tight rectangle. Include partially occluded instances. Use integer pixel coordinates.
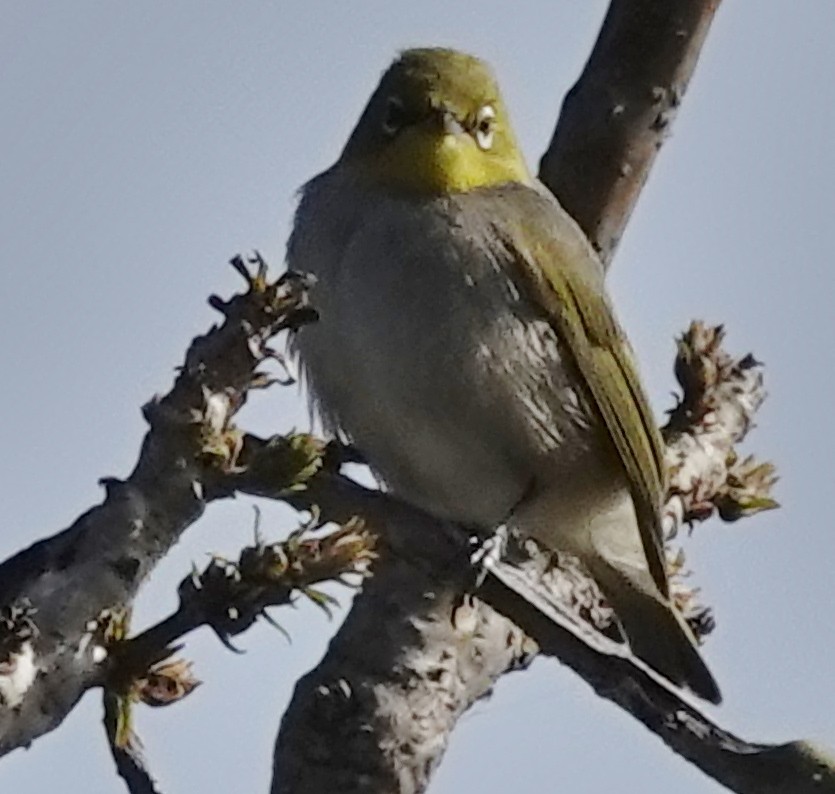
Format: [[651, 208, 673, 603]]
[[383, 99, 406, 133]]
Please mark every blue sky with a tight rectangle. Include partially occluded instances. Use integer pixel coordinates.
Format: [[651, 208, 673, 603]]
[[1, 3, 833, 792]]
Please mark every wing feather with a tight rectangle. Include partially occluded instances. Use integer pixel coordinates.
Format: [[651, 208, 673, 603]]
[[493, 187, 669, 594]]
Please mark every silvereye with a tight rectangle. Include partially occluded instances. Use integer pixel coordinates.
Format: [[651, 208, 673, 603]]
[[289, 47, 720, 703]]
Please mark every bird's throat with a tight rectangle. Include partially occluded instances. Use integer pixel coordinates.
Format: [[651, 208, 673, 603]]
[[361, 129, 530, 196]]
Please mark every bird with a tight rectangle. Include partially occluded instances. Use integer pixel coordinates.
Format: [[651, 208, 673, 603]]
[[288, 46, 721, 704]]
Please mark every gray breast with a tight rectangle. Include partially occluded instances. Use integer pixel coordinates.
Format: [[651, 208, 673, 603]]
[[290, 176, 601, 526]]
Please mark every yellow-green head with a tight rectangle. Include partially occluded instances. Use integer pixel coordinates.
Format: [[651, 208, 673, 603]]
[[341, 48, 531, 195]]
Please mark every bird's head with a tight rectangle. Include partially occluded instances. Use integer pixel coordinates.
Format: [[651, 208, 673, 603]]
[[340, 47, 531, 195]]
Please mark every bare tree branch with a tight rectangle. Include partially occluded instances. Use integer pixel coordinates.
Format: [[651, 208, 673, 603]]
[[0, 258, 313, 756], [478, 569, 835, 794], [103, 689, 162, 794], [110, 516, 375, 665], [268, 490, 534, 794], [539, 0, 722, 267]]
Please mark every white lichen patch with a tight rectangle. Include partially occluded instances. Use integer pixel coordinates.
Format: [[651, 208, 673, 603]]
[[0, 642, 38, 708]]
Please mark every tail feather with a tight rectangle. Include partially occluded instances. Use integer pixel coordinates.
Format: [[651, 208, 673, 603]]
[[513, 483, 721, 703], [589, 557, 722, 704]]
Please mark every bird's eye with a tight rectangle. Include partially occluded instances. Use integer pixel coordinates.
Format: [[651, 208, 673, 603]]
[[474, 104, 496, 150], [382, 96, 405, 137]]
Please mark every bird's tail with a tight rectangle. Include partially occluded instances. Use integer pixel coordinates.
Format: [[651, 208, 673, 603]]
[[586, 555, 722, 704], [512, 484, 721, 703]]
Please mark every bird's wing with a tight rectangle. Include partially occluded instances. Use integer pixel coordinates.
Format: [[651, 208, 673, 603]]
[[488, 183, 669, 595]]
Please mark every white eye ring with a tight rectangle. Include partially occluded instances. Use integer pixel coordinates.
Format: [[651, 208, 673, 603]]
[[474, 104, 496, 150], [382, 96, 405, 136]]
